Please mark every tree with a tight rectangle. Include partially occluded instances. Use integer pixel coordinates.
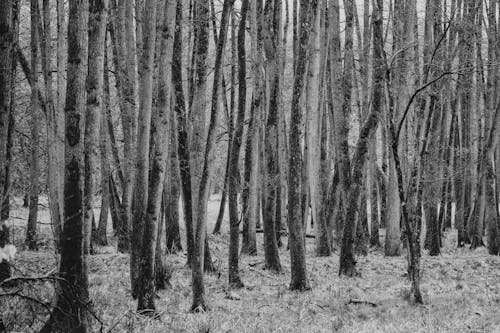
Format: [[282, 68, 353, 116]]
[[191, 0, 235, 311], [228, 0, 247, 289], [240, 0, 261, 256], [307, 0, 330, 256], [84, 0, 109, 255], [40, 0, 91, 330], [136, 0, 176, 314], [262, 0, 283, 273], [172, 0, 195, 265], [41, 0, 64, 251], [26, 0, 41, 251], [130, 0, 157, 299], [287, 0, 317, 291]]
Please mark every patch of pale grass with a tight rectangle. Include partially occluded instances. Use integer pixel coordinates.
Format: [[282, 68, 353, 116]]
[[2, 202, 500, 332]]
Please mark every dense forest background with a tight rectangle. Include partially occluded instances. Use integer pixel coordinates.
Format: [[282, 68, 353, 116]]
[[1, 0, 500, 332]]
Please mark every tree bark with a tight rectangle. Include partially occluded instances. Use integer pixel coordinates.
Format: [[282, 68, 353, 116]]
[[287, 0, 317, 291], [165, 109, 182, 253], [262, 0, 283, 272], [40, 0, 91, 330], [228, 0, 246, 289], [84, 0, 109, 255], [136, 0, 176, 314], [26, 0, 41, 252], [131, 0, 158, 301], [41, 0, 64, 250], [240, 0, 261, 256], [190, 0, 234, 310], [172, 0, 195, 267]]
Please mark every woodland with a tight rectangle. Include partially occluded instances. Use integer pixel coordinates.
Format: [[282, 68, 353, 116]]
[[0, 0, 500, 332]]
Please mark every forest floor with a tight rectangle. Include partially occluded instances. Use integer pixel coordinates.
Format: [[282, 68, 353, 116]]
[[2, 196, 500, 333]]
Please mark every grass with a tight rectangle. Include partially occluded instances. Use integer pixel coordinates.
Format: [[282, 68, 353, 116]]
[[2, 196, 500, 332]]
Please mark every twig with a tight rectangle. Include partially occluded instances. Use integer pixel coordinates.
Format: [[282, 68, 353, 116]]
[[347, 299, 378, 307]]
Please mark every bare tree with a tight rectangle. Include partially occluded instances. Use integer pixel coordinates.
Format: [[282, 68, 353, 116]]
[[287, 0, 317, 291], [40, 0, 91, 330]]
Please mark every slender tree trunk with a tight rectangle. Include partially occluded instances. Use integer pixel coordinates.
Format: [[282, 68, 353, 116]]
[[84, 0, 109, 255], [228, 0, 247, 289], [240, 0, 261, 255], [26, 0, 41, 252], [287, 0, 317, 291], [172, 0, 195, 266], [96, 45, 111, 247], [165, 109, 182, 253], [40, 0, 91, 330], [308, 0, 330, 257], [262, 0, 283, 272], [131, 0, 158, 301], [40, 0, 63, 250], [191, 0, 235, 311]]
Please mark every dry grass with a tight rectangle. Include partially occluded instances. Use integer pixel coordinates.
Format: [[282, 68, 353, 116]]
[[2, 197, 500, 332]]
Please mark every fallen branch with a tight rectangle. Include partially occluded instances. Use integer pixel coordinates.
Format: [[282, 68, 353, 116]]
[[347, 299, 378, 307]]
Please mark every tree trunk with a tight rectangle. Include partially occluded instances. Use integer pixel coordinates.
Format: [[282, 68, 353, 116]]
[[132, 0, 158, 303], [40, 0, 64, 251], [287, 0, 317, 291], [262, 0, 283, 273], [308, 0, 329, 257], [172, 0, 195, 266], [228, 0, 247, 289], [96, 46, 111, 247], [26, 0, 41, 252], [40, 0, 91, 330], [240, 0, 261, 255], [84, 0, 109, 255], [191, 0, 235, 311], [165, 109, 182, 253]]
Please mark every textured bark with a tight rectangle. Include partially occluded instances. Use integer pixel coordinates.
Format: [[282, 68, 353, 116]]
[[131, 0, 158, 302], [40, 0, 91, 330], [287, 0, 316, 291], [109, 0, 130, 253], [191, 0, 234, 311], [172, 0, 195, 266], [42, 0, 64, 250], [136, 0, 176, 314], [228, 0, 246, 289], [84, 0, 109, 255], [307, 0, 330, 257], [0, 4, 14, 305], [262, 0, 282, 272], [189, 0, 210, 222], [97, 128, 110, 246], [240, 0, 261, 256], [26, 0, 41, 252], [96, 48, 111, 247], [165, 110, 182, 253], [384, 0, 402, 257]]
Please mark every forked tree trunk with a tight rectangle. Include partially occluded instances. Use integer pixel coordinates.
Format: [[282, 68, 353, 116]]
[[191, 0, 235, 311], [40, 0, 91, 330]]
